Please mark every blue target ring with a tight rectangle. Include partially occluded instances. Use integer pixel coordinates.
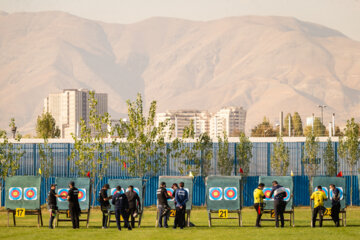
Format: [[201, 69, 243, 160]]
[[24, 187, 37, 200], [9, 187, 22, 200], [283, 188, 291, 201], [57, 188, 69, 202], [111, 188, 124, 195], [78, 188, 86, 202], [263, 187, 273, 201], [330, 187, 344, 200], [209, 187, 222, 201], [166, 188, 174, 201], [224, 187, 238, 200]]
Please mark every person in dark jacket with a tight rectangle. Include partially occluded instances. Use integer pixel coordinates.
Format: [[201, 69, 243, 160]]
[[157, 182, 173, 228], [99, 183, 112, 229], [329, 184, 341, 227], [112, 186, 131, 231], [125, 185, 141, 228], [48, 184, 60, 229], [269, 181, 287, 228], [67, 181, 80, 229], [174, 182, 188, 229], [171, 183, 179, 227]]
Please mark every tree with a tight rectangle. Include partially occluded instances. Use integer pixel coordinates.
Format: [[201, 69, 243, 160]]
[[237, 133, 253, 177], [0, 118, 24, 206], [302, 130, 320, 196], [292, 112, 303, 136], [338, 118, 360, 206], [38, 138, 54, 188], [251, 117, 277, 137], [36, 112, 60, 138], [69, 91, 112, 207], [304, 117, 327, 136], [284, 113, 293, 136], [271, 134, 290, 176], [323, 138, 337, 176], [116, 93, 170, 178], [217, 131, 234, 176]]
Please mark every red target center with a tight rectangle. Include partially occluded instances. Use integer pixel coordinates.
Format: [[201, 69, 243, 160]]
[[212, 190, 220, 197], [78, 192, 83, 199], [167, 191, 173, 197], [27, 190, 34, 197], [265, 191, 271, 198], [227, 190, 234, 197], [12, 191, 19, 197]]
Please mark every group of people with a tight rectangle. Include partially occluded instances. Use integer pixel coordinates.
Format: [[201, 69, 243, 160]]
[[47, 182, 140, 231], [157, 181, 189, 229], [253, 181, 341, 228]]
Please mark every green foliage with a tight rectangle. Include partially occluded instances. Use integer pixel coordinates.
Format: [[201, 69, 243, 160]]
[[323, 138, 337, 176], [115, 93, 170, 178], [304, 117, 327, 136], [284, 113, 293, 136], [237, 133, 253, 178], [302, 130, 320, 194], [292, 112, 303, 136], [338, 118, 360, 205], [38, 138, 54, 185], [271, 134, 289, 176], [217, 131, 234, 176], [0, 118, 24, 185], [69, 91, 112, 179], [36, 112, 60, 138], [251, 117, 277, 137]]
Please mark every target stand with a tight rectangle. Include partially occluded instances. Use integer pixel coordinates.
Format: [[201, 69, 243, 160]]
[[7, 209, 43, 227], [207, 210, 242, 227], [311, 207, 347, 227], [55, 208, 91, 228], [261, 208, 295, 227], [155, 208, 192, 228]]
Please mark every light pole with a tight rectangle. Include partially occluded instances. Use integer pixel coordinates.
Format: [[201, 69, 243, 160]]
[[317, 105, 327, 124]]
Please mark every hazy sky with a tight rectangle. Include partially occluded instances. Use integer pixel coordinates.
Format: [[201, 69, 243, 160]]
[[1, 0, 360, 41]]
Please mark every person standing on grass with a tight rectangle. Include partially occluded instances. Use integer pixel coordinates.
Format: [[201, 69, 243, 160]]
[[329, 184, 340, 227], [310, 185, 328, 227], [157, 182, 173, 228], [112, 185, 132, 231], [174, 182, 188, 229], [269, 181, 287, 228], [253, 183, 265, 227], [125, 185, 141, 228], [48, 184, 60, 229], [171, 183, 179, 227], [99, 183, 112, 229], [67, 181, 80, 229]]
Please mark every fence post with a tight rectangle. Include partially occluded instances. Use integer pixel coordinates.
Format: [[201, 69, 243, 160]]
[[33, 143, 37, 176], [166, 143, 170, 175], [334, 141, 338, 173], [67, 143, 71, 177], [234, 143, 237, 176]]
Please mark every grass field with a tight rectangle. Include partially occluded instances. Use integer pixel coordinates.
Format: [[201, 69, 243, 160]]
[[1, 206, 360, 240]]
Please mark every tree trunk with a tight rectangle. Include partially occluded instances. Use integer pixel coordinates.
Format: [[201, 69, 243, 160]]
[[350, 166, 353, 206]]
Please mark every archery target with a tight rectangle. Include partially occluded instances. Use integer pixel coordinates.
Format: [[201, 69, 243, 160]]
[[9, 187, 22, 200], [314, 187, 329, 197], [209, 187, 223, 201], [24, 187, 37, 200], [330, 187, 344, 200], [111, 188, 125, 195], [166, 188, 174, 201], [126, 187, 140, 196], [283, 188, 291, 201], [263, 187, 273, 201], [58, 188, 69, 202], [184, 188, 189, 195], [224, 187, 238, 200], [78, 188, 86, 202]]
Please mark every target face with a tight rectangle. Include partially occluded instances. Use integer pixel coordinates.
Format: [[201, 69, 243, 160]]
[[24, 187, 37, 200], [330, 187, 344, 200], [283, 188, 291, 201], [58, 188, 69, 202], [126, 187, 140, 196], [263, 187, 273, 201], [78, 188, 86, 201], [111, 188, 124, 196], [9, 187, 22, 200], [166, 188, 174, 201], [224, 187, 238, 200], [314, 187, 329, 197], [209, 187, 223, 201]]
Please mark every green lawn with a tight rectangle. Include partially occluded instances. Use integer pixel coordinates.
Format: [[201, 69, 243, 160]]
[[1, 206, 360, 240]]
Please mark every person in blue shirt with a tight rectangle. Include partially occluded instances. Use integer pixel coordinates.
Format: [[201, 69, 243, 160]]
[[173, 182, 189, 229], [329, 184, 341, 227], [112, 186, 131, 231], [269, 181, 287, 228]]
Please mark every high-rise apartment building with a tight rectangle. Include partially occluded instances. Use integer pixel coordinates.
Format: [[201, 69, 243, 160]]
[[209, 107, 247, 139], [44, 89, 108, 138]]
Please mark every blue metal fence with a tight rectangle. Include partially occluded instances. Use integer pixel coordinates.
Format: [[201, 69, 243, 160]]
[[1, 141, 360, 207]]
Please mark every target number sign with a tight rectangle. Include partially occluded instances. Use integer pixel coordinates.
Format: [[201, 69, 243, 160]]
[[219, 209, 228, 218], [170, 209, 176, 217], [15, 208, 25, 217], [324, 208, 332, 216], [271, 210, 275, 218]]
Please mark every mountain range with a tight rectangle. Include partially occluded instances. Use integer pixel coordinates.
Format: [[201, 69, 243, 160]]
[[1, 11, 360, 134]]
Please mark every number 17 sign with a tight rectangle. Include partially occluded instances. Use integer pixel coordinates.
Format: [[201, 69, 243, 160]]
[[15, 208, 25, 217]]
